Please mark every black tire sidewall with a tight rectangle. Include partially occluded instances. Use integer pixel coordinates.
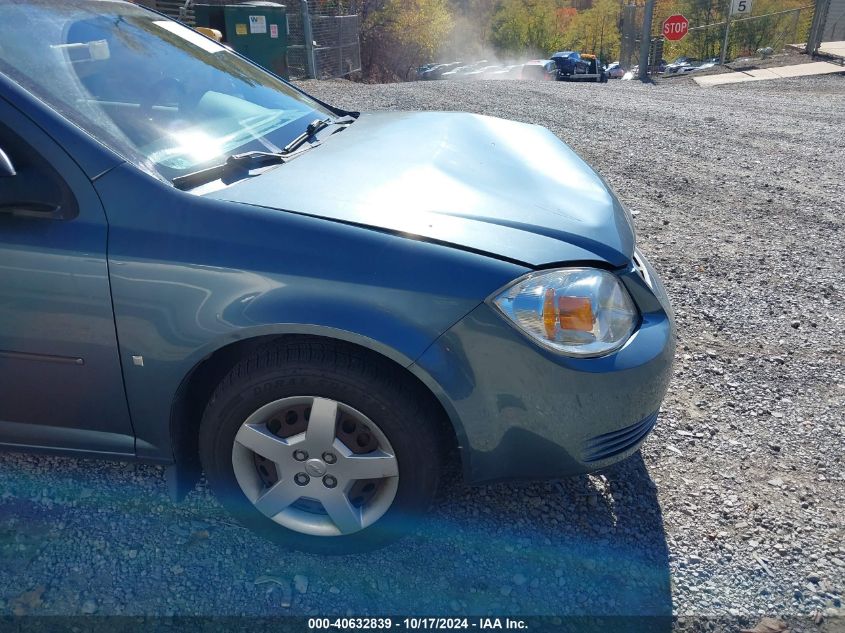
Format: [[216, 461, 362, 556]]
[[200, 362, 440, 554]]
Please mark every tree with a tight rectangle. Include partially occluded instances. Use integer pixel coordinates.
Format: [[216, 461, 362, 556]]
[[560, 0, 622, 59], [490, 0, 566, 56], [360, 0, 453, 81]]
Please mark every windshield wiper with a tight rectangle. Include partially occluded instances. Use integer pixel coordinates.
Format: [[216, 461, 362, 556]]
[[280, 115, 357, 153], [172, 151, 287, 190], [173, 115, 356, 191], [282, 118, 332, 154]]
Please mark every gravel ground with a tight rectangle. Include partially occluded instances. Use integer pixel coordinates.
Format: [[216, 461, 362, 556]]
[[0, 75, 843, 629]]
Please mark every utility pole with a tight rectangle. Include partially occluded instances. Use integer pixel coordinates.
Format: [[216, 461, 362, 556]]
[[638, 0, 655, 80], [599, 15, 605, 60]]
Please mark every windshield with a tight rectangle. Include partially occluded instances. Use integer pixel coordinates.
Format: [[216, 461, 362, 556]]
[[0, 0, 334, 182]]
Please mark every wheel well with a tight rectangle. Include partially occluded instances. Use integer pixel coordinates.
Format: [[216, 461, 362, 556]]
[[169, 334, 460, 500]]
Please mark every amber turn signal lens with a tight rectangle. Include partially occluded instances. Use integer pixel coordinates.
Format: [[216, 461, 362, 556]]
[[543, 292, 594, 339], [543, 288, 557, 339], [558, 296, 594, 332]]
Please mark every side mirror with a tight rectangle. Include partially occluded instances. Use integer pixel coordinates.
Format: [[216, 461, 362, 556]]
[[0, 148, 15, 177]]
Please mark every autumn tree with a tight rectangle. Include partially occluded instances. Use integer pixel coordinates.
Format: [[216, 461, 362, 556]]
[[490, 0, 566, 55], [360, 0, 453, 81], [559, 0, 622, 59]]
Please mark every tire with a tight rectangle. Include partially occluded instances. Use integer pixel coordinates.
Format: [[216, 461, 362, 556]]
[[199, 338, 443, 553]]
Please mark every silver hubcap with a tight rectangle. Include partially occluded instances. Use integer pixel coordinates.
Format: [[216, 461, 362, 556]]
[[231, 396, 399, 537]]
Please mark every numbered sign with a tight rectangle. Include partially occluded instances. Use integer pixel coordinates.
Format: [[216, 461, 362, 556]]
[[731, 0, 752, 15]]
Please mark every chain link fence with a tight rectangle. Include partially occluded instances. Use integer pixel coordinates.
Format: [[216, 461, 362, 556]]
[[822, 0, 845, 40], [140, 0, 360, 79], [288, 4, 361, 79], [680, 5, 814, 61], [807, 0, 845, 55]]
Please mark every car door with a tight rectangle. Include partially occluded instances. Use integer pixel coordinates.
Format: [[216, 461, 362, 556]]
[[0, 97, 135, 456]]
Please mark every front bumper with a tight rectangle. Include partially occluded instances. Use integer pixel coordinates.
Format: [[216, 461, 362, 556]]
[[410, 256, 675, 484]]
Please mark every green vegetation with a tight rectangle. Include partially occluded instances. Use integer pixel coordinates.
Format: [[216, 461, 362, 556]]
[[361, 0, 453, 80], [356, 0, 813, 80]]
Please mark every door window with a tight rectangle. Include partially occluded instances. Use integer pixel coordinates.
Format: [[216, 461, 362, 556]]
[[0, 123, 78, 221]]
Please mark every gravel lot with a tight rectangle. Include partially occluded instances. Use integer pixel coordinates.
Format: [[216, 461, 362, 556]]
[[0, 75, 843, 629]]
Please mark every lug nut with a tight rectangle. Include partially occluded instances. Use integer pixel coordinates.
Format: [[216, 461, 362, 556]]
[[293, 450, 308, 462], [322, 452, 337, 464], [294, 473, 310, 486], [323, 475, 338, 489]]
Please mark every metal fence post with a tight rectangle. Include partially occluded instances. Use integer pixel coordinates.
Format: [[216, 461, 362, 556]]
[[338, 18, 343, 77], [638, 0, 655, 80], [806, 0, 831, 55], [720, 21, 731, 64], [300, 0, 317, 78], [720, 0, 733, 65]]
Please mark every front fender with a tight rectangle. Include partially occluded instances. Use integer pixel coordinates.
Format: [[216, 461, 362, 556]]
[[95, 165, 527, 460]]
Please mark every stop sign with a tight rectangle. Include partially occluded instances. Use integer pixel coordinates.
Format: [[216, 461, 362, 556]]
[[663, 14, 689, 41]]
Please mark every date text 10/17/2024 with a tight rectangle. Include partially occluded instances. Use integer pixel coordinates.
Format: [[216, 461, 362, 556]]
[[308, 618, 529, 630]]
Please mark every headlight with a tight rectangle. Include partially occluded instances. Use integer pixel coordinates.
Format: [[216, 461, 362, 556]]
[[490, 268, 638, 357]]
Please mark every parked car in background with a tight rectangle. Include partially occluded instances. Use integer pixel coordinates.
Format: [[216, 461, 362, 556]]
[[606, 62, 627, 79], [684, 60, 718, 74], [440, 66, 467, 79], [676, 58, 718, 75], [417, 63, 443, 80], [442, 60, 489, 80], [488, 64, 524, 79], [0, 0, 675, 553], [521, 59, 558, 81], [420, 62, 461, 81], [664, 56, 698, 74], [551, 51, 590, 78], [463, 65, 504, 80]]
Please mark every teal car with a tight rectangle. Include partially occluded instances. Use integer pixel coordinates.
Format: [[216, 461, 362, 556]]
[[0, 0, 674, 552]]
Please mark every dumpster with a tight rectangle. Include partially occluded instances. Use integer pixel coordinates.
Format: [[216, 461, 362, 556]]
[[195, 2, 288, 78]]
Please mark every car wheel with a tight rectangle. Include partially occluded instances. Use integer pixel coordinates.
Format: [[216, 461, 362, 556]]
[[198, 339, 443, 553]]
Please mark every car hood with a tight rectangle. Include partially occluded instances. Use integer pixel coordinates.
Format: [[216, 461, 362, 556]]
[[206, 111, 635, 267]]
